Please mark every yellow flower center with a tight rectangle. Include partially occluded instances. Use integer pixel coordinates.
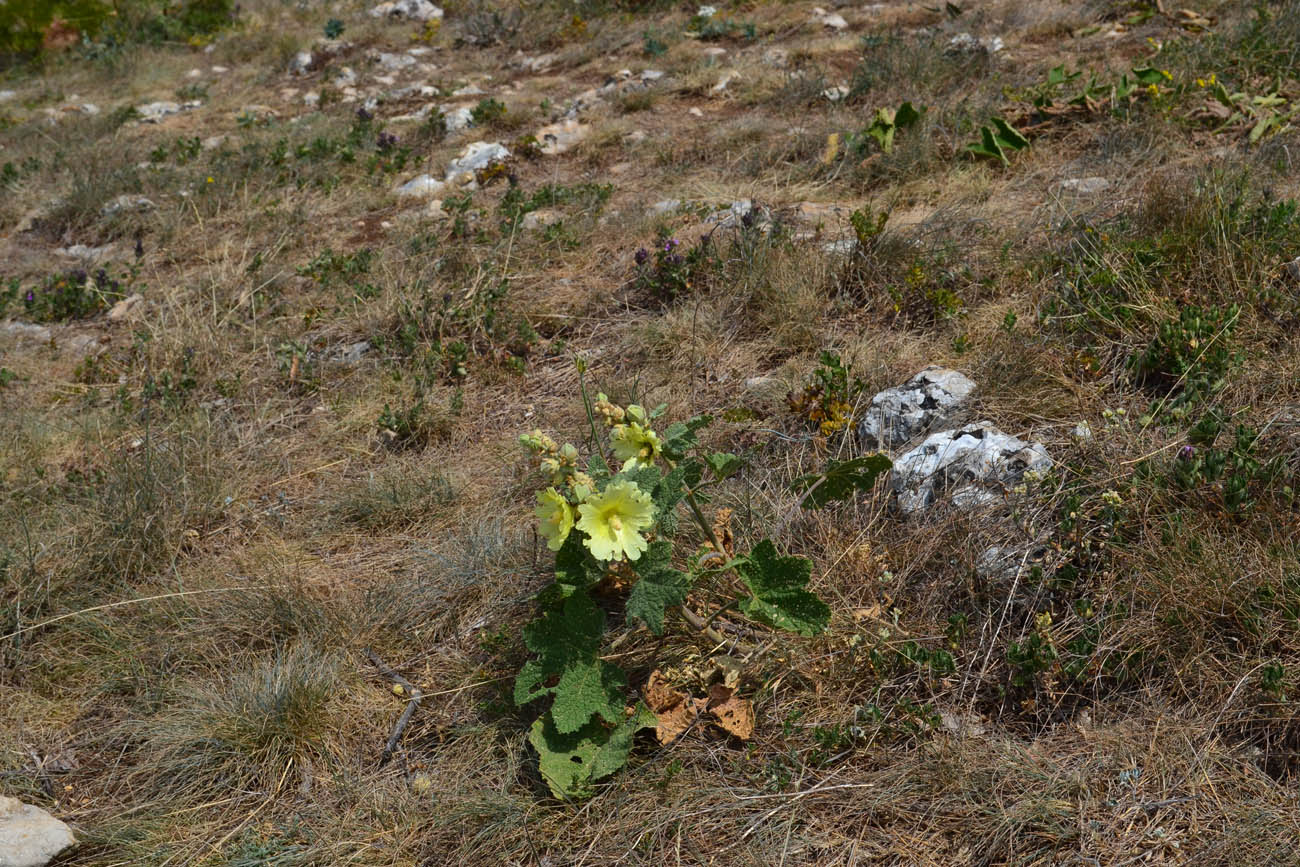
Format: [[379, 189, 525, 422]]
[[609, 515, 623, 532]]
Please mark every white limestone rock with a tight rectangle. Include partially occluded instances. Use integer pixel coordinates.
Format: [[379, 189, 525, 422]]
[[890, 422, 1052, 516], [858, 366, 976, 449], [0, 796, 76, 867]]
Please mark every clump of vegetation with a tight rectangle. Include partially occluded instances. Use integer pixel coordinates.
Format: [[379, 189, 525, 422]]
[[1, 267, 129, 322], [515, 375, 889, 797], [786, 350, 862, 438]]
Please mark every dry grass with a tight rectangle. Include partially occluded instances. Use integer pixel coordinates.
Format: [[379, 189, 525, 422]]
[[4, 0, 1300, 863]]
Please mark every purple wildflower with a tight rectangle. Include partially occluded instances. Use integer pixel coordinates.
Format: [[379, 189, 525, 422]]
[[634, 247, 649, 266], [663, 238, 679, 253], [1178, 445, 1195, 461]]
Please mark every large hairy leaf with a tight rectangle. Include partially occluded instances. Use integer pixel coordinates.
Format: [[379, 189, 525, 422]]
[[736, 540, 830, 636]]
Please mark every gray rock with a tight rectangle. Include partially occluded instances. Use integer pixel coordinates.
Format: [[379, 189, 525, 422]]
[[1, 321, 52, 343], [56, 243, 115, 263], [1059, 176, 1111, 195], [859, 366, 976, 449], [375, 52, 417, 71], [290, 51, 314, 75], [333, 340, 371, 364], [445, 141, 509, 181], [891, 422, 1052, 516], [0, 796, 76, 867], [100, 195, 156, 217], [0, 89, 17, 103], [649, 198, 682, 215], [440, 105, 474, 130], [369, 0, 443, 20], [135, 100, 199, 123], [395, 174, 445, 198]]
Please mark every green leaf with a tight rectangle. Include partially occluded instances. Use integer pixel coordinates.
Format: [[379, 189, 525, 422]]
[[587, 454, 612, 483], [894, 100, 923, 128], [528, 703, 657, 799], [515, 589, 605, 707], [1249, 111, 1276, 144], [627, 540, 691, 634], [791, 453, 893, 510], [662, 414, 712, 460], [866, 107, 897, 153], [1131, 66, 1165, 86], [966, 126, 1007, 164], [550, 659, 627, 733], [619, 463, 662, 494], [554, 532, 599, 588], [736, 540, 830, 636], [990, 117, 1029, 150], [704, 452, 743, 480]]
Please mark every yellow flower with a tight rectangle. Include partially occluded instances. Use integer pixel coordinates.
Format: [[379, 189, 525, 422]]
[[535, 487, 574, 551], [576, 480, 653, 562], [610, 422, 661, 471]]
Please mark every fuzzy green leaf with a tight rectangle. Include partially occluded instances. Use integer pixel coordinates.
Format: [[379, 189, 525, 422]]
[[653, 463, 687, 516], [550, 659, 627, 733], [704, 452, 743, 480], [619, 464, 662, 493], [791, 453, 893, 510], [554, 532, 599, 588], [529, 703, 657, 799], [515, 589, 605, 707], [736, 540, 830, 636], [627, 541, 691, 634], [662, 414, 712, 460]]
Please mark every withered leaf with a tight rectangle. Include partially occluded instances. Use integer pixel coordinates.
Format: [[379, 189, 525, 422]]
[[655, 697, 708, 744], [644, 670, 684, 713], [707, 683, 755, 740]]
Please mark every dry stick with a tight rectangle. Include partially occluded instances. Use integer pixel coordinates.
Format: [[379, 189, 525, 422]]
[[365, 648, 426, 767]]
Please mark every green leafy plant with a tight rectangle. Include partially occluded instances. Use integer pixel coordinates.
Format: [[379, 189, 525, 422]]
[[1132, 304, 1240, 418], [786, 350, 863, 438], [964, 117, 1029, 166], [471, 97, 507, 126], [4, 267, 130, 322], [1171, 411, 1285, 513], [515, 373, 863, 798], [631, 234, 720, 305], [323, 17, 344, 38], [863, 101, 924, 154]]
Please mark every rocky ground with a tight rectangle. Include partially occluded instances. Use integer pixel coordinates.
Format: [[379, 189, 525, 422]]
[[3, 0, 1300, 863]]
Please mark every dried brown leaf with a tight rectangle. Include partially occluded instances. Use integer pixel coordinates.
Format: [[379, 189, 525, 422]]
[[707, 684, 755, 740]]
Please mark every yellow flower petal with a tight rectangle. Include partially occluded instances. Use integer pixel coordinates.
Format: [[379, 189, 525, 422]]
[[576, 480, 654, 562], [535, 487, 574, 551]]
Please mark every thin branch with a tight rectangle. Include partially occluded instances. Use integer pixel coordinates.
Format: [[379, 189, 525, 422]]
[[365, 648, 426, 767]]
